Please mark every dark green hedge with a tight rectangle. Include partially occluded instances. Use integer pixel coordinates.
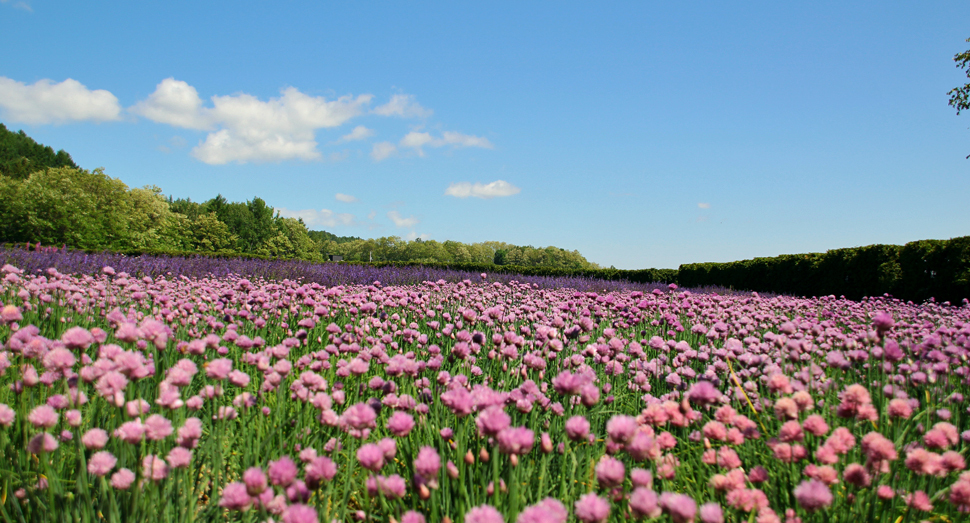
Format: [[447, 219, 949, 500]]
[[339, 260, 678, 285], [677, 237, 970, 304]]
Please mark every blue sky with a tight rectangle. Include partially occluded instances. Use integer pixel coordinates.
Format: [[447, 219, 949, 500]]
[[1, 1, 968, 269]]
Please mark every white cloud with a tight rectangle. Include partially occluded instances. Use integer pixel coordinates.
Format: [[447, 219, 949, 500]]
[[276, 207, 357, 228], [373, 94, 432, 118], [371, 141, 397, 161], [405, 231, 431, 241], [698, 202, 711, 209], [399, 130, 492, 156], [335, 193, 358, 203], [0, 77, 122, 124], [387, 210, 419, 228], [445, 180, 521, 199], [334, 125, 374, 143], [131, 78, 373, 164], [1, 0, 32, 12]]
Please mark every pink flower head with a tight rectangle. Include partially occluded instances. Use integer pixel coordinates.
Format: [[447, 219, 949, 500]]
[[167, 447, 192, 468], [465, 504, 504, 523], [113, 420, 145, 444], [219, 482, 252, 511], [825, 427, 856, 454], [887, 398, 912, 419], [802, 415, 829, 437], [773, 397, 799, 420], [778, 420, 804, 443], [387, 411, 415, 437], [476, 406, 511, 437], [305, 456, 337, 489], [357, 443, 385, 471], [861, 431, 897, 462], [497, 426, 534, 455], [87, 451, 117, 477], [82, 428, 109, 449], [843, 463, 871, 487], [144, 414, 173, 440], [905, 448, 943, 476], [793, 479, 832, 512], [605, 415, 638, 443], [378, 437, 397, 459], [660, 492, 698, 523], [111, 468, 136, 490], [61, 327, 94, 350], [905, 490, 933, 512], [43, 347, 76, 371], [949, 480, 970, 512], [595, 455, 625, 488], [1, 304, 23, 324], [565, 416, 590, 442], [0, 404, 14, 426], [440, 386, 475, 417], [206, 358, 233, 380], [699, 502, 724, 523], [366, 474, 407, 499], [268, 455, 299, 486], [517, 498, 568, 523], [282, 504, 318, 523], [141, 454, 169, 481], [27, 405, 59, 429], [341, 402, 377, 437], [414, 446, 441, 480], [687, 380, 720, 405], [629, 487, 661, 518], [574, 492, 610, 523]]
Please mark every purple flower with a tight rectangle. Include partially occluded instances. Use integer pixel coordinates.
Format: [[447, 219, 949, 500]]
[[357, 443, 385, 472], [476, 406, 512, 436], [517, 498, 568, 523], [605, 415, 637, 443], [341, 402, 377, 437], [61, 326, 94, 349], [465, 504, 504, 523], [243, 467, 268, 496], [282, 504, 318, 523], [114, 420, 145, 444], [595, 455, 625, 488], [574, 493, 610, 523], [660, 492, 697, 523], [141, 454, 169, 481], [366, 474, 407, 499], [305, 456, 337, 489], [414, 446, 441, 480], [0, 404, 14, 426], [794, 479, 833, 512], [144, 414, 173, 440], [687, 380, 720, 405], [219, 482, 253, 511], [440, 386, 475, 417], [401, 510, 427, 523], [497, 426, 535, 455], [268, 455, 299, 487], [206, 358, 233, 380], [87, 451, 117, 477], [167, 447, 193, 468], [387, 411, 415, 437], [27, 432, 58, 454], [698, 502, 724, 523], [629, 487, 661, 518]]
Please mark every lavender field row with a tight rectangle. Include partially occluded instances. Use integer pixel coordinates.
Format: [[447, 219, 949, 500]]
[[0, 260, 968, 523]]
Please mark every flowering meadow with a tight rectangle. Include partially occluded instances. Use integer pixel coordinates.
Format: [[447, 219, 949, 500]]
[[0, 261, 969, 523]]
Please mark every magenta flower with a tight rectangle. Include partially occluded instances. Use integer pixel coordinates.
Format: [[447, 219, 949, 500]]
[[687, 380, 719, 405], [660, 492, 697, 523], [82, 428, 109, 449], [414, 446, 441, 480], [243, 467, 268, 496], [141, 454, 169, 481], [517, 498, 568, 523], [87, 451, 117, 477], [605, 415, 637, 443], [465, 504, 504, 523], [61, 326, 95, 349], [206, 358, 233, 380], [0, 404, 14, 426], [565, 416, 590, 442], [282, 504, 318, 523], [497, 426, 535, 455], [268, 455, 299, 486], [219, 482, 253, 511], [629, 487, 661, 518], [114, 420, 145, 444], [476, 406, 511, 437], [341, 402, 377, 437], [574, 492, 610, 523], [167, 447, 193, 468], [366, 474, 407, 499], [402, 510, 427, 523], [27, 405, 59, 429], [387, 411, 415, 437], [794, 479, 833, 512], [305, 456, 337, 489], [595, 455, 625, 488], [698, 503, 724, 523], [27, 432, 59, 454], [144, 414, 173, 440], [357, 443, 386, 472]]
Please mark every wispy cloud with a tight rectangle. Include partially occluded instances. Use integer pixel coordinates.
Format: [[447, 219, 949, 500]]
[[387, 210, 418, 228], [371, 141, 397, 161], [0, 77, 122, 124], [335, 193, 358, 203], [373, 94, 432, 118], [276, 207, 357, 228], [1, 0, 33, 12], [334, 125, 374, 143], [399, 130, 493, 156], [697, 202, 711, 209], [445, 180, 520, 199]]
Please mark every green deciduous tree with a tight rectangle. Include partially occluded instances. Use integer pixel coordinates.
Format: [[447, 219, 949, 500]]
[[949, 37, 970, 158]]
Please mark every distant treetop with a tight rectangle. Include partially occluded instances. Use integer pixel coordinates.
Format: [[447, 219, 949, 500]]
[[0, 122, 80, 179]]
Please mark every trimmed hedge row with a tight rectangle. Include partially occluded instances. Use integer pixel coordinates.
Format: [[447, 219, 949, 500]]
[[678, 237, 970, 304]]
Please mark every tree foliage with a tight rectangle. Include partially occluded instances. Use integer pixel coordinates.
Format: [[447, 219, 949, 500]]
[[0, 123, 79, 179], [949, 38, 970, 158]]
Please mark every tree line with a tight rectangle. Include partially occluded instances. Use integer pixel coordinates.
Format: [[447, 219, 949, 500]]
[[0, 123, 599, 269]]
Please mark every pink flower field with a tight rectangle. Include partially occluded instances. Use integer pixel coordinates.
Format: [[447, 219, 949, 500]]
[[0, 263, 968, 523]]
